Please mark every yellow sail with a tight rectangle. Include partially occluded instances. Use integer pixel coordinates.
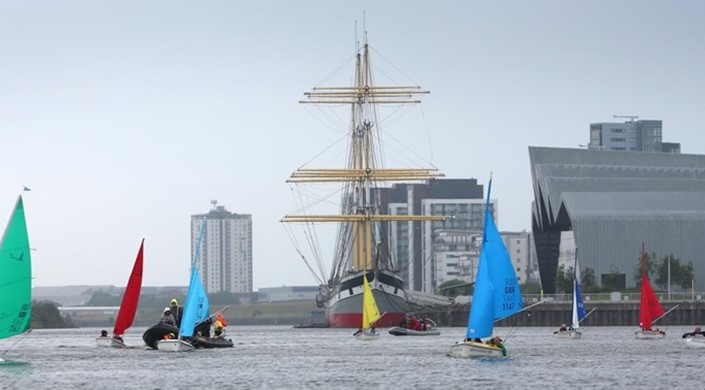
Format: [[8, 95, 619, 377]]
[[361, 273, 381, 330]]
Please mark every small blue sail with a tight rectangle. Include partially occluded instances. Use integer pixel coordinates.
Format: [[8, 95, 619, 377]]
[[574, 277, 587, 320], [466, 179, 524, 340], [179, 219, 211, 338]]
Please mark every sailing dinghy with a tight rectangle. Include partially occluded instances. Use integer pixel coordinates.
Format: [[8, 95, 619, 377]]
[[157, 221, 209, 352], [96, 239, 144, 348], [0, 196, 32, 364], [683, 327, 705, 349], [634, 243, 677, 340], [448, 179, 524, 358], [353, 273, 382, 340], [554, 249, 594, 339]]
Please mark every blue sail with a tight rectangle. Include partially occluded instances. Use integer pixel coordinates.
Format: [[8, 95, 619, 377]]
[[179, 219, 210, 338], [574, 274, 587, 322], [466, 179, 524, 339], [571, 249, 587, 327]]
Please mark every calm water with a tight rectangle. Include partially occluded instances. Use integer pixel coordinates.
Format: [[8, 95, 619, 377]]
[[0, 325, 703, 389]]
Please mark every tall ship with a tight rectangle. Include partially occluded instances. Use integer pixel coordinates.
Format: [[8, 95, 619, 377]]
[[282, 33, 445, 328]]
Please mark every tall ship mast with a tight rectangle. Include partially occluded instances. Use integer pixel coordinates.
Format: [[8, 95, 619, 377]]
[[282, 33, 445, 328]]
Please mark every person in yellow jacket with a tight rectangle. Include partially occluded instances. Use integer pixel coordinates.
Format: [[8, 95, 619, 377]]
[[214, 312, 227, 338]]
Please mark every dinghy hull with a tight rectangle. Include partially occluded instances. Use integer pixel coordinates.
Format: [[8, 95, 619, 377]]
[[157, 339, 194, 352], [95, 337, 127, 348], [634, 330, 666, 339], [553, 330, 582, 339], [685, 335, 705, 348], [447, 341, 504, 358], [142, 322, 180, 349]]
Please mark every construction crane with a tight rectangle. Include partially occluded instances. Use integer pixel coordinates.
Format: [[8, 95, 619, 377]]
[[613, 115, 639, 122]]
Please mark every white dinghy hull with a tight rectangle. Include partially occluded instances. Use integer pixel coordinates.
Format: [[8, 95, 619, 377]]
[[95, 337, 127, 348], [685, 335, 705, 349], [634, 330, 665, 339], [157, 339, 195, 352], [447, 341, 504, 358], [354, 332, 380, 341], [553, 330, 582, 339]]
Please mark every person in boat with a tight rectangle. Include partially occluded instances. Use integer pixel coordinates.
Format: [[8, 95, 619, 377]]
[[160, 307, 176, 326], [100, 330, 108, 338], [213, 312, 227, 338], [408, 315, 420, 331], [364, 326, 378, 336], [398, 317, 409, 328], [641, 326, 665, 334], [682, 326, 705, 338], [169, 298, 182, 327], [558, 324, 567, 332], [163, 332, 176, 340], [487, 336, 507, 356], [196, 317, 212, 338]]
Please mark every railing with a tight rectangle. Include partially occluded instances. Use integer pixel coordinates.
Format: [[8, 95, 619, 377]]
[[522, 292, 705, 303]]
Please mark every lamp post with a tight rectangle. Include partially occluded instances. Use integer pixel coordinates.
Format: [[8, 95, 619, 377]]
[[667, 254, 671, 301]]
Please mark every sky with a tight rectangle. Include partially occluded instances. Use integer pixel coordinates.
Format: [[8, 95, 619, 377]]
[[1, 1, 704, 289]]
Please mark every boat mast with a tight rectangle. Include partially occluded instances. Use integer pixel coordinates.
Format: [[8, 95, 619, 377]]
[[283, 38, 446, 280]]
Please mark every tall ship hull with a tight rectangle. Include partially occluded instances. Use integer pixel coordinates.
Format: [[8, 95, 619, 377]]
[[325, 270, 409, 328]]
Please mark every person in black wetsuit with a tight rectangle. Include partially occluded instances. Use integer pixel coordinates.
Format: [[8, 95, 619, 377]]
[[682, 326, 705, 338]]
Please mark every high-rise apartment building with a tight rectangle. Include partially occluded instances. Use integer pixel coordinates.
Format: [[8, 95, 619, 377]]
[[377, 179, 486, 293], [588, 118, 680, 153], [191, 201, 253, 294]]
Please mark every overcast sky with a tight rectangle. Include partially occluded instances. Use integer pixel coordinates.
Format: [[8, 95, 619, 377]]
[[2, 1, 703, 289]]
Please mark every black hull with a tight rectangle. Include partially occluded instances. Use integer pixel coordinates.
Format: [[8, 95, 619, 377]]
[[142, 322, 179, 350], [192, 336, 234, 349]]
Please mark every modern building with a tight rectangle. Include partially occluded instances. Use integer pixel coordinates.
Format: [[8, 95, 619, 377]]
[[431, 229, 532, 290], [501, 230, 531, 284], [529, 146, 705, 293], [377, 179, 490, 294], [191, 201, 253, 294], [588, 118, 680, 153]]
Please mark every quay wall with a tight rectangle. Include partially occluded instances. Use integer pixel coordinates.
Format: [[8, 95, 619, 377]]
[[443, 300, 705, 327]]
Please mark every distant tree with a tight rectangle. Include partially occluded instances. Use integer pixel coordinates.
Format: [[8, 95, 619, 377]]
[[31, 300, 75, 329], [554, 265, 574, 294], [581, 267, 596, 293], [438, 279, 472, 298], [654, 254, 694, 290], [633, 251, 659, 285], [519, 281, 541, 295]]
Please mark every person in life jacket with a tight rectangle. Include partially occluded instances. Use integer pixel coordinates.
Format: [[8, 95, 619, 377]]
[[169, 298, 182, 327], [160, 307, 176, 326], [214, 312, 227, 338], [487, 336, 507, 356]]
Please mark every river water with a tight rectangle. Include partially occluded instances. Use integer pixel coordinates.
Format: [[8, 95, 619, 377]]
[[0, 325, 702, 389]]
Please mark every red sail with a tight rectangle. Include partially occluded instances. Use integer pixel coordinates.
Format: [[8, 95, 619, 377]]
[[639, 244, 665, 329], [113, 239, 144, 336]]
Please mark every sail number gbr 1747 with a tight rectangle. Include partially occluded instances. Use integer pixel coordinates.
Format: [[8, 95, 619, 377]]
[[502, 279, 517, 311]]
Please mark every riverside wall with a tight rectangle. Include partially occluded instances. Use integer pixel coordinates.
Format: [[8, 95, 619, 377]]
[[442, 300, 705, 327]]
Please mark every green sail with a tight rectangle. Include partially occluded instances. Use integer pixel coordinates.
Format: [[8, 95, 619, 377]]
[[0, 196, 32, 340]]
